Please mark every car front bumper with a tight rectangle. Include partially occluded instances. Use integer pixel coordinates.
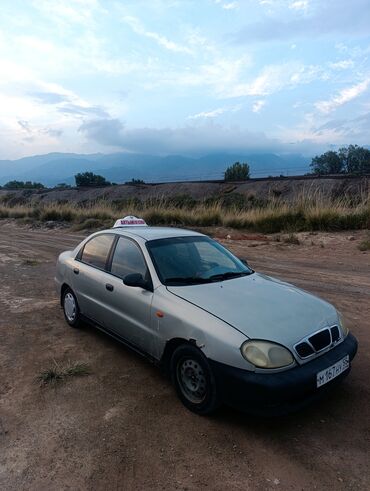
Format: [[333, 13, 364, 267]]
[[209, 332, 358, 416]]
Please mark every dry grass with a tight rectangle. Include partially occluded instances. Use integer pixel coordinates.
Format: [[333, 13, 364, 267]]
[[1, 190, 369, 233]]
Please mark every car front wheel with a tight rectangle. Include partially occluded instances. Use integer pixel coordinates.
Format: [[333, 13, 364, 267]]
[[170, 344, 219, 415], [62, 288, 81, 328]]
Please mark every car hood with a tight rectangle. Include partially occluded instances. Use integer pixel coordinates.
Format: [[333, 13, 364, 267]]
[[167, 273, 338, 349]]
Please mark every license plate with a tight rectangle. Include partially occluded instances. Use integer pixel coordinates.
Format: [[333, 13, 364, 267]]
[[316, 355, 349, 388]]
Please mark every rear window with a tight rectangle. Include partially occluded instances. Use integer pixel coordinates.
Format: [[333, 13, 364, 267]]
[[80, 234, 115, 270]]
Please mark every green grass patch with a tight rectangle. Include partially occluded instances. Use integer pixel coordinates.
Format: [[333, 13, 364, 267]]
[[36, 361, 91, 386], [22, 258, 40, 266], [358, 239, 370, 251]]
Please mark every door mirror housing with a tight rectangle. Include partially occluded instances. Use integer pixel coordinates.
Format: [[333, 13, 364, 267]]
[[123, 273, 152, 291]]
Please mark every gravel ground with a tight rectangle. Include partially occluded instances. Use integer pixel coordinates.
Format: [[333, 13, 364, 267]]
[[0, 222, 369, 491]]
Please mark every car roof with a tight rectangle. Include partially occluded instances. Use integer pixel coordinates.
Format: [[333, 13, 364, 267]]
[[107, 226, 205, 241]]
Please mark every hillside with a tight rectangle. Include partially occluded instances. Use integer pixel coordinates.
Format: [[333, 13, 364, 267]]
[[0, 175, 368, 207]]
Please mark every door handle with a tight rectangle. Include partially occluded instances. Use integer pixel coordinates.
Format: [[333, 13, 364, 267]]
[[73, 268, 79, 275], [106, 283, 114, 292]]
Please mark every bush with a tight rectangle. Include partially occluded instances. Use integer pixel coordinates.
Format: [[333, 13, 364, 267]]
[[75, 172, 111, 187], [224, 162, 250, 181], [4, 180, 45, 189]]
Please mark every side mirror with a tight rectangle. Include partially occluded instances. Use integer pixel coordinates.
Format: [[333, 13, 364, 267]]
[[123, 273, 151, 290]]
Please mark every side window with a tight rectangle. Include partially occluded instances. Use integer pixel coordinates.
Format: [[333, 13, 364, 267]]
[[111, 237, 149, 279], [81, 234, 115, 270]]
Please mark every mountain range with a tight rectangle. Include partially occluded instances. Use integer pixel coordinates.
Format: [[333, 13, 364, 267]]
[[0, 152, 311, 187]]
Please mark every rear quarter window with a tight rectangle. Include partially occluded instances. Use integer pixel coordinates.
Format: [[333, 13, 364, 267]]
[[80, 234, 115, 270]]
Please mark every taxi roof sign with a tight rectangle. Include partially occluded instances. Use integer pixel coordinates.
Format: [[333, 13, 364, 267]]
[[113, 216, 148, 228]]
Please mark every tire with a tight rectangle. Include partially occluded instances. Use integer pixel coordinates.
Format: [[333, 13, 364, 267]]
[[62, 288, 81, 328], [170, 344, 219, 415]]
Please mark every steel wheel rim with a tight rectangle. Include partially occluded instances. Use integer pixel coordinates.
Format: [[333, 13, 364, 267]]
[[64, 293, 76, 322], [177, 358, 207, 404]]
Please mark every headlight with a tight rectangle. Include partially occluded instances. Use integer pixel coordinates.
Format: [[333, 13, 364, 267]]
[[241, 340, 294, 369], [338, 312, 349, 337]]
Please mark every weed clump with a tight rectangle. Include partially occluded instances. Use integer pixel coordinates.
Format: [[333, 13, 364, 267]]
[[36, 361, 91, 386]]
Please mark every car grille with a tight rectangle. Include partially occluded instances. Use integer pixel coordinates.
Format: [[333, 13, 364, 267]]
[[294, 326, 341, 359]]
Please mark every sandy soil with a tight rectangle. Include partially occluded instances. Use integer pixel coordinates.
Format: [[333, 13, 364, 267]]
[[0, 222, 369, 491]]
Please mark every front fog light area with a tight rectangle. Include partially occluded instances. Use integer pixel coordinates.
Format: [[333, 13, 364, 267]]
[[241, 340, 294, 369]]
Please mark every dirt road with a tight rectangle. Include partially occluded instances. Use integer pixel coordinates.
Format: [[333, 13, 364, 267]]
[[0, 221, 369, 490]]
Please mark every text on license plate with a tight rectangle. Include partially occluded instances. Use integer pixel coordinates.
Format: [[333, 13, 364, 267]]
[[316, 355, 349, 388]]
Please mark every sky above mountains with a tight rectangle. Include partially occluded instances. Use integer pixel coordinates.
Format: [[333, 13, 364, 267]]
[[1, 0, 369, 159]]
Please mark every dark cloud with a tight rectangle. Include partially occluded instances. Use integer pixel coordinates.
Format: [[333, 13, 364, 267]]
[[233, 0, 370, 43], [30, 91, 70, 104], [79, 118, 285, 155]]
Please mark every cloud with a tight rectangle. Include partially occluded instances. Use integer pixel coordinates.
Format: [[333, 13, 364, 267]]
[[252, 100, 266, 113], [314, 112, 370, 139], [30, 92, 70, 104], [188, 108, 227, 120], [221, 2, 239, 10], [31, 0, 103, 28], [58, 104, 110, 118], [329, 59, 354, 70], [29, 87, 111, 119], [233, 0, 370, 43], [214, 0, 239, 9], [17, 120, 63, 141], [187, 105, 241, 120], [289, 0, 309, 11], [42, 128, 63, 138], [79, 118, 284, 155], [122, 15, 192, 54], [222, 62, 322, 98], [18, 120, 32, 133], [315, 79, 370, 113]]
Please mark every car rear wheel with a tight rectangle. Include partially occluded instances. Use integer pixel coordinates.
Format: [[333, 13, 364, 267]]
[[170, 344, 219, 415], [62, 288, 81, 328]]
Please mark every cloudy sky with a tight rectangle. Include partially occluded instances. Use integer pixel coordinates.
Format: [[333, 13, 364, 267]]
[[1, 0, 369, 159]]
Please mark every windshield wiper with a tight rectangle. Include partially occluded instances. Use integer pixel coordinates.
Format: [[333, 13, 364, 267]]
[[208, 271, 252, 282], [165, 276, 212, 285]]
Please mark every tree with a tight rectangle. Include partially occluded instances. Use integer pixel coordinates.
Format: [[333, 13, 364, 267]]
[[125, 178, 145, 185], [224, 162, 250, 181], [75, 172, 111, 187], [4, 180, 45, 189], [310, 151, 343, 175], [338, 145, 370, 174], [310, 145, 370, 175]]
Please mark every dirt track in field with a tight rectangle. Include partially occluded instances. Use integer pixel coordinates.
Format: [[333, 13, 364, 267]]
[[0, 221, 369, 491]]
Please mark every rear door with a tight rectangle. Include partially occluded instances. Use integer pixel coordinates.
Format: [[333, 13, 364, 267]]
[[103, 236, 156, 355], [72, 233, 116, 326]]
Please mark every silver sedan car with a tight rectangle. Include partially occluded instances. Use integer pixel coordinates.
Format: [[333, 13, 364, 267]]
[[55, 217, 358, 415]]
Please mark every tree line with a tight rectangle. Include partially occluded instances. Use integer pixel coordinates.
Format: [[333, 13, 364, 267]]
[[310, 145, 370, 175]]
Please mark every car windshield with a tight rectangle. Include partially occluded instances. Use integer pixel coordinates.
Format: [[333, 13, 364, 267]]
[[146, 236, 253, 286]]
